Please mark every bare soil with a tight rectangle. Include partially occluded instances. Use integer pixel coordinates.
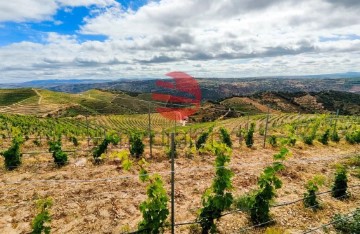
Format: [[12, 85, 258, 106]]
[[0, 142, 359, 234]]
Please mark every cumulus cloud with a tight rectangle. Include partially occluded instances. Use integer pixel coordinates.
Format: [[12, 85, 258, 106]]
[[1, 0, 360, 81], [0, 0, 117, 22]]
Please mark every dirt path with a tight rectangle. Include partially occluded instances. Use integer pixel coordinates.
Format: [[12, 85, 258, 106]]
[[32, 88, 42, 105]]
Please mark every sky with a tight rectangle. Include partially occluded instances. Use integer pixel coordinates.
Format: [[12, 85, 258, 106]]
[[0, 0, 360, 82]]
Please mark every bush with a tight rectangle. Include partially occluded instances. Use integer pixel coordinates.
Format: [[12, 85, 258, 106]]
[[49, 139, 68, 167], [198, 144, 233, 233], [129, 132, 144, 158], [196, 132, 209, 150], [93, 133, 120, 163], [245, 123, 255, 148], [138, 163, 169, 234], [31, 198, 52, 234], [332, 208, 360, 233], [239, 148, 290, 225], [268, 135, 277, 147], [319, 129, 330, 145], [220, 128, 232, 148], [331, 129, 340, 142], [302, 121, 319, 145], [1, 136, 23, 170], [303, 175, 325, 210], [345, 130, 360, 144], [196, 127, 213, 150], [332, 165, 348, 199]]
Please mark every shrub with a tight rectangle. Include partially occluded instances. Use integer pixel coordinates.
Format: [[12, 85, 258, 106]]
[[332, 165, 348, 199], [319, 129, 330, 145], [302, 121, 319, 145], [245, 123, 255, 148], [93, 133, 120, 163], [268, 135, 277, 147], [331, 129, 340, 142], [129, 132, 145, 158], [49, 139, 68, 167], [345, 130, 360, 144], [31, 198, 52, 234], [332, 208, 360, 233], [138, 161, 169, 234], [196, 132, 209, 150], [185, 146, 196, 159], [303, 175, 325, 210], [238, 148, 290, 226], [109, 151, 133, 170], [220, 128, 232, 148], [198, 144, 233, 233], [1, 136, 23, 170]]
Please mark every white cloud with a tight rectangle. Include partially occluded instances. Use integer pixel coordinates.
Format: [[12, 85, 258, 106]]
[[1, 0, 360, 81], [0, 0, 117, 22]]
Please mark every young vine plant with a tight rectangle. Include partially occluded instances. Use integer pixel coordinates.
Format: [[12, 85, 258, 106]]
[[138, 159, 169, 234], [198, 143, 233, 233], [48, 138, 68, 167]]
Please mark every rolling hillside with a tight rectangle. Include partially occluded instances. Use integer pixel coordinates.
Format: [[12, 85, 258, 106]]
[[0, 89, 158, 117]]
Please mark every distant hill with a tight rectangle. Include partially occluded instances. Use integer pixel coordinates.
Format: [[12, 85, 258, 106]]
[[0, 89, 158, 117], [31, 77, 360, 100], [0, 87, 359, 118]]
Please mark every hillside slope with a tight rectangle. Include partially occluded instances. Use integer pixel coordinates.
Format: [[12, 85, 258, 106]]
[[0, 89, 157, 117]]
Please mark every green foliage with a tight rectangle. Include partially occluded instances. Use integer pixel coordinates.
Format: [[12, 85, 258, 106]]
[[303, 175, 325, 210], [332, 165, 348, 199], [49, 138, 68, 167], [285, 125, 296, 146], [129, 132, 145, 158], [138, 161, 169, 234], [345, 130, 360, 144], [331, 129, 340, 142], [332, 208, 360, 233], [219, 128, 232, 148], [302, 121, 319, 145], [196, 128, 212, 150], [198, 144, 233, 233], [109, 151, 133, 170], [241, 148, 290, 226], [268, 135, 277, 147], [319, 129, 330, 145], [245, 123, 255, 148], [1, 136, 23, 170], [31, 198, 52, 234], [93, 133, 120, 163]]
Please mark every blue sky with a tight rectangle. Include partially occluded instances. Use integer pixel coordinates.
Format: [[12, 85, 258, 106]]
[[0, 0, 360, 82], [0, 1, 147, 46]]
